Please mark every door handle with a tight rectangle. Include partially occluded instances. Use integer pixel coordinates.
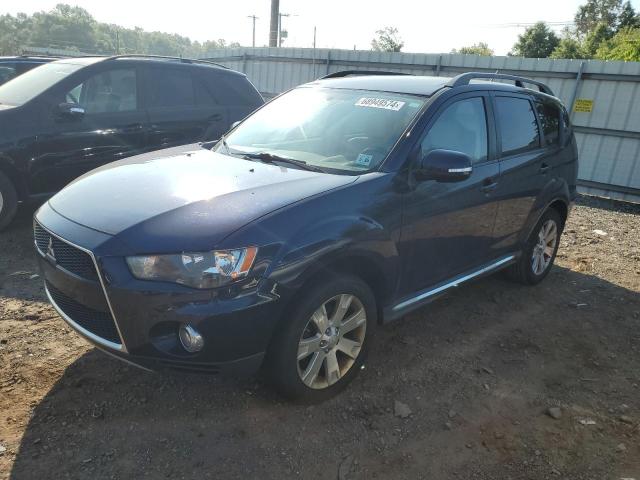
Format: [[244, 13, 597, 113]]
[[480, 177, 498, 193], [539, 162, 551, 174], [122, 123, 144, 132]]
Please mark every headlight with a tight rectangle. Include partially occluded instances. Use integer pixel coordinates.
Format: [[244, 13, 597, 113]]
[[126, 247, 258, 289]]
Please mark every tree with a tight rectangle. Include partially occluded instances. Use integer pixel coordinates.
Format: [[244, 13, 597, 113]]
[[511, 22, 560, 58], [371, 27, 403, 52], [596, 27, 640, 60], [617, 1, 640, 30], [575, 0, 623, 36], [583, 22, 614, 56], [452, 42, 494, 56], [551, 36, 587, 59], [0, 4, 238, 57]]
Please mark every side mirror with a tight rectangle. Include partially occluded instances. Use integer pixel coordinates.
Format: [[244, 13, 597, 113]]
[[57, 102, 85, 118], [416, 149, 473, 183]]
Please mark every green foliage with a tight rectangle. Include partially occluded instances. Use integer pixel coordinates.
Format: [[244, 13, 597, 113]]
[[595, 27, 640, 61], [549, 1, 639, 60], [452, 42, 494, 56], [550, 36, 588, 59], [575, 0, 623, 35], [0, 3, 238, 57], [583, 22, 615, 56], [511, 22, 560, 58], [371, 27, 404, 52]]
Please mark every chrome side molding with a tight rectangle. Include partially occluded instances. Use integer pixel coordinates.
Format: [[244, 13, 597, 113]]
[[392, 255, 516, 312]]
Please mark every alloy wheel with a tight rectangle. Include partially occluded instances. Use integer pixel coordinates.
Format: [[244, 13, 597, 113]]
[[297, 294, 367, 389], [531, 219, 558, 275]]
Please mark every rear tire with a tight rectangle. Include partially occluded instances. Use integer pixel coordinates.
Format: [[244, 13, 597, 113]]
[[0, 171, 18, 231], [506, 208, 563, 285], [265, 274, 376, 403]]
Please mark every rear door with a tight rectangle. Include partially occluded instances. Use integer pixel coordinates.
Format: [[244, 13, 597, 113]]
[[490, 93, 550, 255], [144, 64, 228, 149], [30, 63, 148, 194], [399, 92, 501, 295]]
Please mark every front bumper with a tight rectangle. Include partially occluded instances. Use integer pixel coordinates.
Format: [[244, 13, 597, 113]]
[[34, 203, 282, 376]]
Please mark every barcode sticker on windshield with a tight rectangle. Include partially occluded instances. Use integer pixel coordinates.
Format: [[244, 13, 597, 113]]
[[355, 98, 405, 111], [356, 153, 373, 166]]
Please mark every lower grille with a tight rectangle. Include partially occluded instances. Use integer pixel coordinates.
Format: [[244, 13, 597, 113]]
[[34, 223, 98, 282], [46, 281, 121, 345]]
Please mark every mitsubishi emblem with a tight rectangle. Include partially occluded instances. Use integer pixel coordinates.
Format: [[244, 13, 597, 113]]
[[46, 237, 56, 263]]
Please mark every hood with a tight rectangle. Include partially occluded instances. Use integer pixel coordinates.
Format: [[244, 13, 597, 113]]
[[49, 144, 357, 253]]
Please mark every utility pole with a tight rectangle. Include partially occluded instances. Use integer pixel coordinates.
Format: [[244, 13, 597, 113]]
[[247, 15, 258, 47], [278, 13, 296, 47], [269, 0, 279, 47]]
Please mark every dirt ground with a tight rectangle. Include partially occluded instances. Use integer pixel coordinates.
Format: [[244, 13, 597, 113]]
[[1, 196, 639, 480]]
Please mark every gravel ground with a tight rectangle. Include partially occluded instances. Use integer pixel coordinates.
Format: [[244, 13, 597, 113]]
[[0, 196, 639, 480]]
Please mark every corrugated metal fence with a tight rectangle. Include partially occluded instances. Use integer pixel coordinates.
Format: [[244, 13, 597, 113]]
[[203, 47, 640, 203]]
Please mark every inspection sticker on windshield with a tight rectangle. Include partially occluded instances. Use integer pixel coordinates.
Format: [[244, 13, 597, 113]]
[[355, 97, 405, 111], [356, 153, 373, 166]]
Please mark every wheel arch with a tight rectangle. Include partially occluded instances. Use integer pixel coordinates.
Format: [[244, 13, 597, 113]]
[[0, 155, 27, 200]]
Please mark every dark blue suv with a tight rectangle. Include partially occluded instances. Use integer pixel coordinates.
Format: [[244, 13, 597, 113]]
[[34, 71, 578, 401]]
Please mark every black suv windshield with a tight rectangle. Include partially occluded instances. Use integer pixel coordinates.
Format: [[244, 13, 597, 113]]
[[0, 62, 83, 106], [220, 87, 426, 174]]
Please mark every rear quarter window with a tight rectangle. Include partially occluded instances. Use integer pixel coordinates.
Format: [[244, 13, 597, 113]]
[[202, 71, 263, 107], [535, 101, 561, 146]]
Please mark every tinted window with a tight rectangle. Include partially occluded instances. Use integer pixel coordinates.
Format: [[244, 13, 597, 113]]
[[148, 69, 194, 108], [205, 73, 263, 107], [535, 101, 560, 146], [495, 97, 540, 155], [421, 97, 488, 164], [67, 68, 137, 114], [193, 75, 217, 106]]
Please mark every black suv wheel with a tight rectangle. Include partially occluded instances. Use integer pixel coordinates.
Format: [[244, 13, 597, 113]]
[[507, 208, 563, 285], [266, 274, 376, 402]]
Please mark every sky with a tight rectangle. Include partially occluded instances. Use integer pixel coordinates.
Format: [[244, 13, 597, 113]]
[[4, 0, 640, 55]]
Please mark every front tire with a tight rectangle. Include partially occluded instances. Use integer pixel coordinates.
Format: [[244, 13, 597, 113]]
[[507, 208, 563, 285], [0, 171, 18, 231], [266, 274, 376, 402]]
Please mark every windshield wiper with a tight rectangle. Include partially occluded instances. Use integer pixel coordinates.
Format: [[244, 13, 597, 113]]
[[240, 152, 325, 173]]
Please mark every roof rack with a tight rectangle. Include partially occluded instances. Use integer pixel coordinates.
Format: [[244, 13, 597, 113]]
[[105, 54, 229, 70], [447, 72, 554, 96], [321, 70, 412, 80]]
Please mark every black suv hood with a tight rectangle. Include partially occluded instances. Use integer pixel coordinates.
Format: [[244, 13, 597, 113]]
[[49, 144, 357, 252]]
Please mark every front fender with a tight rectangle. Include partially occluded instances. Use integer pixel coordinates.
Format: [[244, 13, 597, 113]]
[[267, 214, 399, 295]]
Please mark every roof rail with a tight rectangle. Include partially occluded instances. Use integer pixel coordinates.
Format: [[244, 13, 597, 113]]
[[105, 54, 229, 70], [321, 70, 412, 80], [447, 72, 554, 96]]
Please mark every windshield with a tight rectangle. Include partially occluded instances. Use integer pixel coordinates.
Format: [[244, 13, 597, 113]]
[[0, 62, 83, 106], [220, 87, 426, 174]]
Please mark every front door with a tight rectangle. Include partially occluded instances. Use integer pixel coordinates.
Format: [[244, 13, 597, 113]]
[[399, 93, 501, 296], [31, 64, 148, 194]]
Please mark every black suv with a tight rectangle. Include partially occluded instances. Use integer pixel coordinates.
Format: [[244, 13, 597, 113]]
[[0, 55, 60, 85], [0, 55, 263, 229], [34, 71, 578, 402]]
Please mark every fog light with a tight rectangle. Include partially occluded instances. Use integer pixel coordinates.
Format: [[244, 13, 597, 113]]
[[178, 324, 204, 353]]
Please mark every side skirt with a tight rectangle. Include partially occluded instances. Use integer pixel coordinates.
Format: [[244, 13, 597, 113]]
[[382, 254, 516, 323]]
